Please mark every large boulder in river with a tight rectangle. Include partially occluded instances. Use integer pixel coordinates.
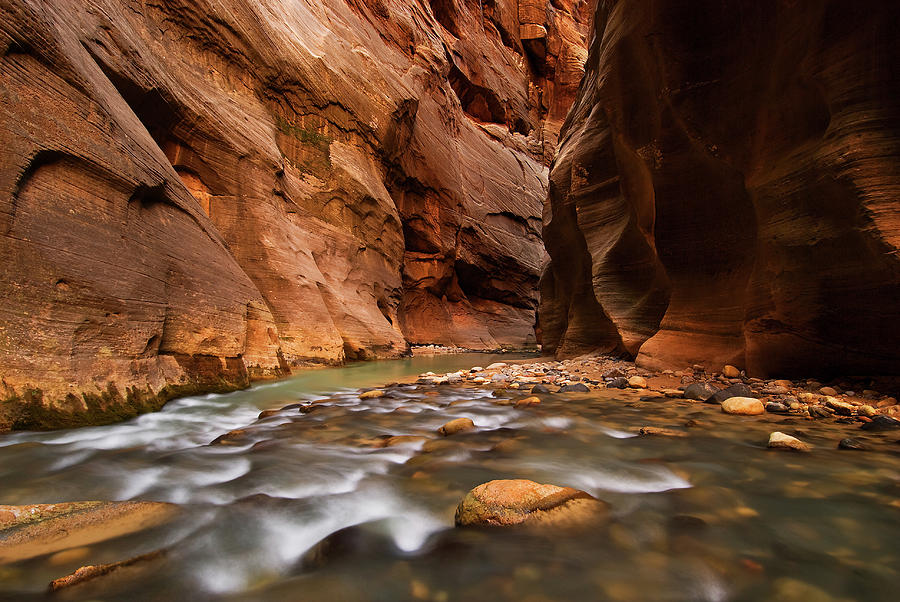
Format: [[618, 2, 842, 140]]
[[455, 479, 608, 528]]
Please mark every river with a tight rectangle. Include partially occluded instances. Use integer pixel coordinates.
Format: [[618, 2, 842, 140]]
[[1, 353, 898, 600]]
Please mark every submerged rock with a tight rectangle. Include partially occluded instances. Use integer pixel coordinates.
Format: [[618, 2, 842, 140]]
[[359, 389, 386, 400], [638, 426, 687, 437], [838, 438, 868, 451], [514, 396, 542, 408], [48, 549, 166, 592], [0, 501, 176, 564], [767, 432, 810, 452], [454, 480, 608, 529]]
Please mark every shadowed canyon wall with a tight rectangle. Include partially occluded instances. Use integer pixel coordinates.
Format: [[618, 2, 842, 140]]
[[0, 0, 593, 429], [541, 0, 900, 378]]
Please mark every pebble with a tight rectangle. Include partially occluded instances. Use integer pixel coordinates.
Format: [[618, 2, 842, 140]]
[[558, 383, 590, 393], [722, 365, 741, 378], [639, 426, 687, 437], [773, 379, 794, 388], [721, 397, 765, 416], [486, 362, 507, 370], [824, 396, 854, 416], [818, 386, 838, 396], [709, 383, 754, 404], [606, 377, 629, 389], [808, 405, 832, 419], [438, 418, 476, 436], [627, 376, 648, 389], [765, 402, 789, 414], [359, 389, 385, 399], [761, 386, 790, 395], [767, 431, 810, 452], [515, 396, 541, 408], [683, 382, 719, 401]]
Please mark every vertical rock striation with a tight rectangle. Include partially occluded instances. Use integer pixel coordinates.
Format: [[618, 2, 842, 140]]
[[542, 0, 900, 377], [0, 0, 593, 429]]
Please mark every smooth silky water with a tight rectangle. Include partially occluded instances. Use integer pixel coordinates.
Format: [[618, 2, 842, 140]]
[[1, 354, 898, 601]]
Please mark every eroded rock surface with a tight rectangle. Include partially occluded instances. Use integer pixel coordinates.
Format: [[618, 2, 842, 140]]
[[541, 1, 900, 377], [0, 0, 593, 428]]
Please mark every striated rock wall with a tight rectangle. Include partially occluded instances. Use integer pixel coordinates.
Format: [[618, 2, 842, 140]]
[[0, 0, 593, 429], [541, 0, 900, 378]]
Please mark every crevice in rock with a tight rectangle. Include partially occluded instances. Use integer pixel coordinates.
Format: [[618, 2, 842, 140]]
[[428, 0, 461, 38], [448, 64, 507, 126]]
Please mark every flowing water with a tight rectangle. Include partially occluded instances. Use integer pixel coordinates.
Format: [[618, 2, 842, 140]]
[[1, 354, 899, 601]]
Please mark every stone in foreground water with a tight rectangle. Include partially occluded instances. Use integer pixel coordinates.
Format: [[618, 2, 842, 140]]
[[455, 480, 608, 529]]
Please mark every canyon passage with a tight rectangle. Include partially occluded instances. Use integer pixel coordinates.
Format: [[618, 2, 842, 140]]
[[1, 1, 900, 600]]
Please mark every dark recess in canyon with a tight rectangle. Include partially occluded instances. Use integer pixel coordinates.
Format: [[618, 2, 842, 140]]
[[541, 0, 900, 378]]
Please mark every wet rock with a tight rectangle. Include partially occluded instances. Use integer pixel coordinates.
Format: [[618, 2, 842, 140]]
[[606, 378, 629, 389], [765, 402, 790, 414], [0, 501, 176, 564], [762, 386, 791, 395], [662, 389, 684, 398], [602, 368, 626, 379], [858, 405, 877, 417], [558, 383, 590, 393], [860, 415, 900, 431], [257, 409, 281, 419], [721, 397, 765, 416], [723, 365, 741, 378], [708, 383, 754, 404], [823, 397, 853, 416], [48, 549, 166, 592], [838, 438, 868, 451], [486, 363, 508, 370], [627, 376, 648, 389], [818, 386, 838, 397], [359, 389, 386, 400], [683, 382, 719, 402], [638, 426, 687, 437], [210, 429, 250, 445], [808, 405, 833, 419], [767, 432, 810, 452], [382, 436, 428, 448], [531, 384, 551, 394], [515, 396, 541, 408], [454, 480, 608, 528], [438, 418, 476, 437]]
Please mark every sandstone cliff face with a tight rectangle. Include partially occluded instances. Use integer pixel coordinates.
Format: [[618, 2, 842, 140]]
[[0, 0, 592, 429], [541, 0, 900, 377]]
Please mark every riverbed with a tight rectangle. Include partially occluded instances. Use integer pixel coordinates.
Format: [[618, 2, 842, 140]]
[[1, 353, 898, 601]]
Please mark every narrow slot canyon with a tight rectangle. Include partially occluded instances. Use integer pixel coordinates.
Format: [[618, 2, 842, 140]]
[[1, 1, 899, 600]]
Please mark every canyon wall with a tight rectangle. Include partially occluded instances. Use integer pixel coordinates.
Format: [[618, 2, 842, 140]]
[[0, 0, 593, 429], [541, 0, 900, 377]]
